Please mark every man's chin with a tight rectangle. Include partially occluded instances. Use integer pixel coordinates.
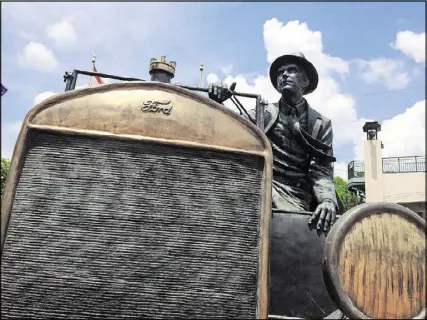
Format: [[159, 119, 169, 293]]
[[279, 87, 295, 96]]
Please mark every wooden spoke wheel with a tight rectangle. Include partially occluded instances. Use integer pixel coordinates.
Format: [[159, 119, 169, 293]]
[[323, 203, 426, 319]]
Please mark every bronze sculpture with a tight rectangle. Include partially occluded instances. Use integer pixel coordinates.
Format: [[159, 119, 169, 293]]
[[1, 54, 425, 320], [209, 52, 338, 232]]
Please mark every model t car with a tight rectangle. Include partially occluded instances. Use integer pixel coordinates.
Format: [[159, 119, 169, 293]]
[[1, 56, 425, 319]]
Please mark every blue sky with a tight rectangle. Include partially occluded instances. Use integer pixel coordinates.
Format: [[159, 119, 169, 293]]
[[1, 2, 425, 179]]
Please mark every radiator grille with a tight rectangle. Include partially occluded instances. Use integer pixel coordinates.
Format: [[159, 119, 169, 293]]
[[1, 130, 264, 319]]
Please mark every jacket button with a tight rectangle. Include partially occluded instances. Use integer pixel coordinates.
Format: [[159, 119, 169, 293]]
[[296, 182, 301, 188]]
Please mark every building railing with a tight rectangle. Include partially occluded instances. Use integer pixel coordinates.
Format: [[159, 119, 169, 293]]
[[347, 156, 426, 180], [348, 161, 365, 180], [382, 156, 426, 173]]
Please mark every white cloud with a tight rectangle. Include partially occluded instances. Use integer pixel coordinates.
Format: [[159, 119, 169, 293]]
[[1, 121, 23, 160], [32, 84, 99, 107], [17, 42, 58, 72], [46, 19, 77, 48], [391, 31, 425, 64], [356, 58, 410, 90], [221, 65, 233, 75], [34, 91, 56, 105], [381, 99, 425, 157], [31, 81, 108, 108], [2, 8, 424, 168], [263, 20, 323, 62], [19, 30, 37, 41], [352, 118, 376, 161], [352, 100, 425, 160], [2, 3, 196, 58], [206, 73, 220, 84], [209, 19, 424, 167], [211, 19, 360, 153]]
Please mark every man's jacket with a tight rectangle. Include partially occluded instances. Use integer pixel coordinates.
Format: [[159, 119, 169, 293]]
[[245, 101, 343, 213]]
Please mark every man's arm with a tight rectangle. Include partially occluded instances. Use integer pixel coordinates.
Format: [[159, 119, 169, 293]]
[[307, 118, 339, 232], [308, 119, 337, 206]]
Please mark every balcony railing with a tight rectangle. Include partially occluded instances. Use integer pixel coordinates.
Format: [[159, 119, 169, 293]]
[[382, 156, 426, 173], [348, 161, 365, 180], [348, 156, 426, 180]]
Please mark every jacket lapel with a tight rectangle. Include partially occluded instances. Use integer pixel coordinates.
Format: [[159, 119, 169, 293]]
[[263, 102, 280, 134], [307, 103, 323, 139], [264, 100, 324, 139]]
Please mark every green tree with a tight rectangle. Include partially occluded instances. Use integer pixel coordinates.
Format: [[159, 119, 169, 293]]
[[1, 158, 11, 196], [334, 176, 364, 212]]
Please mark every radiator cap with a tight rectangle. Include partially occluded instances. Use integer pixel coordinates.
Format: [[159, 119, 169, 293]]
[[149, 55, 176, 83]]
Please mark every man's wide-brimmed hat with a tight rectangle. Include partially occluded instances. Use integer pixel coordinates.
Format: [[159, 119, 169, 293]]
[[269, 52, 319, 95]]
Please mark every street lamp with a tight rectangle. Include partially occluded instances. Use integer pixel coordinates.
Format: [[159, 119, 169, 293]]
[[363, 121, 381, 141]]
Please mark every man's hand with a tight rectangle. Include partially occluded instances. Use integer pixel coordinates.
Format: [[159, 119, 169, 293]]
[[308, 199, 337, 232], [208, 83, 232, 104]]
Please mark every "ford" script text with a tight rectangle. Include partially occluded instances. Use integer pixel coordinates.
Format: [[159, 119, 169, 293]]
[[141, 100, 173, 115]]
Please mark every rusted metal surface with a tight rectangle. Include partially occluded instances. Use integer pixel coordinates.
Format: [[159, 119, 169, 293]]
[[323, 202, 426, 319]]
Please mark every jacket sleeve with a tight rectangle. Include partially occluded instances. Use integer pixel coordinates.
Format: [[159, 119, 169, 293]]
[[308, 119, 338, 207]]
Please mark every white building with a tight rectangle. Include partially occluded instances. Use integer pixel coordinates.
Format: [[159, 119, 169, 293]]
[[348, 121, 425, 219]]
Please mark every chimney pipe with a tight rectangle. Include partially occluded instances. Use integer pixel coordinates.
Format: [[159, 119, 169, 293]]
[[149, 55, 176, 83]]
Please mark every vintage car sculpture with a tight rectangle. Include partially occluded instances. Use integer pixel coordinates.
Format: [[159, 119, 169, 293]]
[[1, 56, 425, 319]]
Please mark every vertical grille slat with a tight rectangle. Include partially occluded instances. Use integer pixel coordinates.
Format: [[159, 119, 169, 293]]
[[1, 130, 264, 319]]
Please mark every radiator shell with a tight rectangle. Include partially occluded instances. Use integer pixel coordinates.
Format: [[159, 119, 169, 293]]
[[1, 83, 272, 319]]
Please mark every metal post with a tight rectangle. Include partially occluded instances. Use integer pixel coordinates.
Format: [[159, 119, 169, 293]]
[[199, 63, 204, 88], [64, 71, 74, 92], [255, 96, 265, 132], [70, 70, 78, 91]]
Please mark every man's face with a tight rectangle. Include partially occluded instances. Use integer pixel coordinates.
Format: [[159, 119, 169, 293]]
[[276, 63, 307, 97]]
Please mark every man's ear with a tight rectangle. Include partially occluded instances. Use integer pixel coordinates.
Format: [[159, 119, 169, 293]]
[[301, 77, 310, 89]]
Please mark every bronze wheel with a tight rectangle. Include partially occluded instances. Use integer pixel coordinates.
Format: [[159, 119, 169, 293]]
[[323, 202, 425, 319]]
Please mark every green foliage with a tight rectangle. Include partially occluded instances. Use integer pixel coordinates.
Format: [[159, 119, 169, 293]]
[[1, 158, 11, 196], [334, 176, 364, 211]]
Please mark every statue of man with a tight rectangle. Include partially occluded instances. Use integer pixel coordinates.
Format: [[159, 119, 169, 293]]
[[208, 52, 339, 232]]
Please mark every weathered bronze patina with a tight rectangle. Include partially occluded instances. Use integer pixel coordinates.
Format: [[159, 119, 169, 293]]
[[1, 82, 272, 319], [323, 202, 426, 319], [209, 52, 339, 232], [2, 53, 424, 320], [141, 100, 174, 115]]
